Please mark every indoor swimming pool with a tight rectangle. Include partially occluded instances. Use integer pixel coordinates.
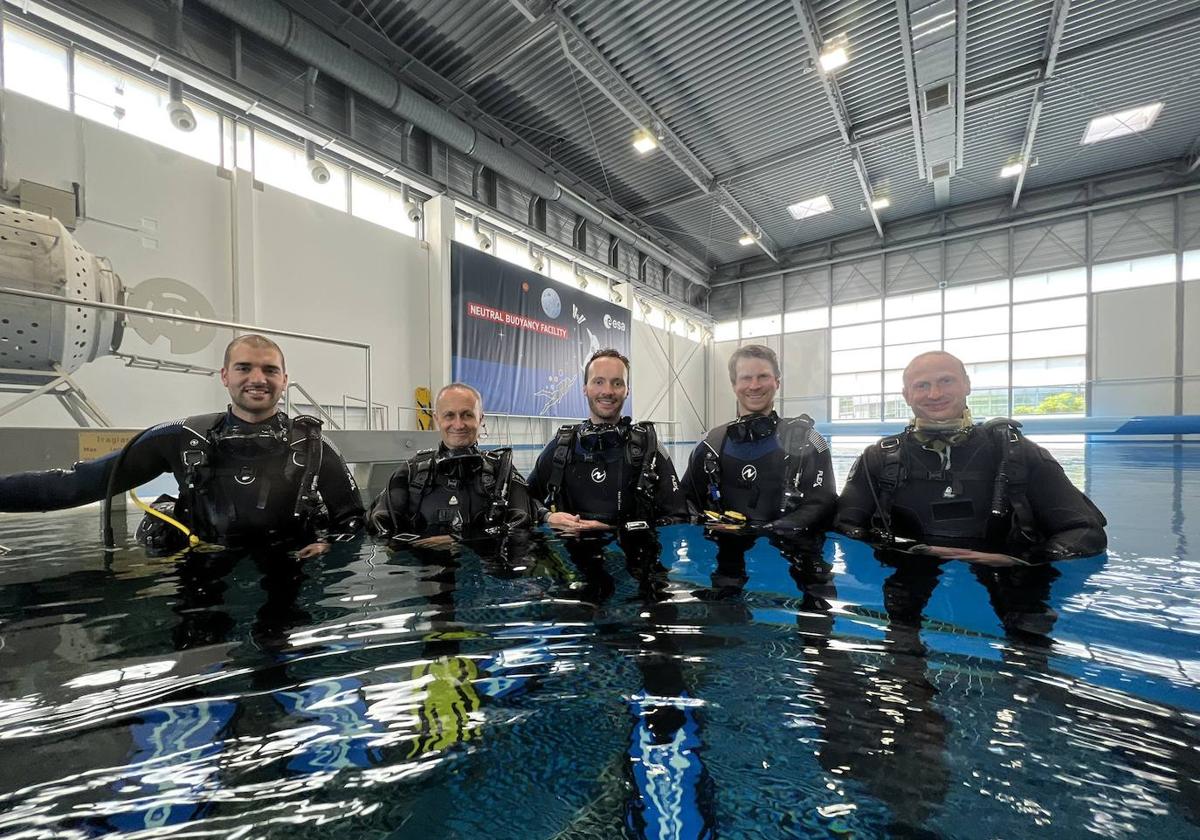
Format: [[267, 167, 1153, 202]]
[[0, 442, 1195, 838]]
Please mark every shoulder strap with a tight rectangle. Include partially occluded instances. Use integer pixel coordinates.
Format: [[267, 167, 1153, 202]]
[[985, 418, 1038, 541], [179, 412, 224, 491], [407, 449, 439, 518], [778, 414, 815, 515], [700, 425, 728, 511], [483, 447, 515, 529], [627, 422, 659, 519], [289, 415, 325, 519], [543, 424, 578, 510], [863, 430, 908, 538]]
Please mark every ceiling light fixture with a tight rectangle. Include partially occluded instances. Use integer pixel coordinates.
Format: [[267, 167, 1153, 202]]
[[738, 233, 756, 246], [999, 161, 1025, 179], [869, 197, 891, 210], [632, 130, 658, 154], [1081, 102, 1163, 145], [818, 35, 850, 72], [786, 195, 833, 220]]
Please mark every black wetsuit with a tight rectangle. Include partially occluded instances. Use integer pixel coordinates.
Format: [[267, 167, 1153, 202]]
[[680, 415, 837, 532], [0, 410, 364, 547], [526, 422, 688, 525], [835, 424, 1107, 560], [366, 444, 540, 538]]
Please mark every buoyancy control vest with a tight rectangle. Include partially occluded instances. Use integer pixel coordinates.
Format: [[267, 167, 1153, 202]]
[[862, 417, 1038, 545], [171, 411, 326, 544], [541, 420, 660, 522], [700, 413, 815, 522], [382, 446, 518, 536]]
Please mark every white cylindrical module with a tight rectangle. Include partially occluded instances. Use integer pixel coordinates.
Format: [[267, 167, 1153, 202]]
[[0, 206, 124, 381]]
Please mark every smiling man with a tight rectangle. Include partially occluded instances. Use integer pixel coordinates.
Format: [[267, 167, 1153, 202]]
[[0, 334, 363, 555], [681, 344, 835, 534], [526, 349, 688, 532], [367, 382, 547, 542], [835, 350, 1107, 565]]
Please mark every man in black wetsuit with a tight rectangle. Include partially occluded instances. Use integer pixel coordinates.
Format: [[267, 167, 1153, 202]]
[[835, 350, 1107, 566], [0, 335, 364, 557], [526, 348, 688, 533], [681, 344, 836, 536], [366, 383, 551, 546]]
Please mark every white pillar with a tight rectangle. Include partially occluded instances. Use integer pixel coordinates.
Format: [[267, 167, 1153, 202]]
[[423, 194, 455, 389]]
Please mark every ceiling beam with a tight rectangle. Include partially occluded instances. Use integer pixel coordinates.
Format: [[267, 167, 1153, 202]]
[[457, 21, 555, 88], [893, 0, 927, 180], [1011, 0, 1072, 208], [789, 0, 884, 238], [554, 8, 781, 262]]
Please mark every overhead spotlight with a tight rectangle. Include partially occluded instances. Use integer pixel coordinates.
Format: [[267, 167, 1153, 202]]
[[869, 196, 891, 210], [1000, 160, 1025, 179], [632, 129, 658, 154], [738, 233, 757, 246], [166, 78, 196, 132], [818, 36, 850, 73], [401, 184, 423, 224], [305, 140, 331, 185], [473, 217, 492, 251], [528, 242, 544, 272]]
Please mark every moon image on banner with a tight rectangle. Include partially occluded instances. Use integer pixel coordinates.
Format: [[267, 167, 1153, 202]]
[[541, 287, 562, 319]]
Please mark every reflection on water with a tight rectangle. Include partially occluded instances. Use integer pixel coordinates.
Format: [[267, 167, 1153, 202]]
[[0, 443, 1196, 838]]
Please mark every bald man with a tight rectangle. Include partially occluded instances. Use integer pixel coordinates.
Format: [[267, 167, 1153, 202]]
[[835, 351, 1106, 566]]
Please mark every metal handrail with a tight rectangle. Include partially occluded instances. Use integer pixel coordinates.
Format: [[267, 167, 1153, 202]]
[[342, 394, 389, 430], [285, 382, 342, 429], [0, 285, 374, 429]]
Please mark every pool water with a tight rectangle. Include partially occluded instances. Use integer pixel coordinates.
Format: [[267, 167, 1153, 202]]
[[0, 443, 1196, 838]]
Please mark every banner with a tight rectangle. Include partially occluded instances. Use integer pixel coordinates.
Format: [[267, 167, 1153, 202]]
[[451, 242, 631, 417]]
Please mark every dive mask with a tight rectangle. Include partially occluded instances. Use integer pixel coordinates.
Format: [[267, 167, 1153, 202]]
[[437, 449, 484, 475], [214, 415, 290, 459], [578, 420, 627, 453], [726, 412, 779, 443]]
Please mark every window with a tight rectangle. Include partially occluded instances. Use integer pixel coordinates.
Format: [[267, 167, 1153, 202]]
[[1012, 297, 1086, 331], [784, 306, 829, 333], [944, 306, 1008, 339], [832, 371, 881, 396], [831, 322, 881, 351], [964, 361, 1009, 388], [1012, 326, 1085, 360], [884, 340, 940, 370], [832, 298, 881, 325], [944, 334, 1008, 363], [1092, 253, 1175, 292], [831, 347, 881, 373], [884, 314, 940, 345], [350, 173, 418, 237], [884, 289, 940, 319], [1184, 250, 1200, 282], [713, 321, 739, 342], [1013, 267, 1086, 302], [73, 54, 220, 165], [944, 279, 1008, 311], [742, 314, 781, 338], [2, 23, 69, 110], [253, 131, 347, 211], [494, 231, 529, 269]]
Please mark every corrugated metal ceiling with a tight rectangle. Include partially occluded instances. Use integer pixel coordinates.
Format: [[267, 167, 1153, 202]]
[[325, 0, 1200, 273]]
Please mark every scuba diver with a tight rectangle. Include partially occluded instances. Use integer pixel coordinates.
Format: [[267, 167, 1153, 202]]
[[681, 344, 836, 538], [527, 348, 689, 535], [835, 350, 1108, 567], [0, 335, 364, 556], [367, 382, 563, 546]]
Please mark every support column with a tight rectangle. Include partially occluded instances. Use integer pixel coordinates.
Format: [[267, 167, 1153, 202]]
[[229, 125, 256, 326], [424, 194, 456, 390]]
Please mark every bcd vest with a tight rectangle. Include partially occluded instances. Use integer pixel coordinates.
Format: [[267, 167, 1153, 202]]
[[700, 414, 815, 522], [382, 447, 516, 536], [862, 417, 1038, 545], [541, 422, 659, 522]]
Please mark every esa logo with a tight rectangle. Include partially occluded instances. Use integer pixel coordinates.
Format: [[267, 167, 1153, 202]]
[[603, 312, 627, 332]]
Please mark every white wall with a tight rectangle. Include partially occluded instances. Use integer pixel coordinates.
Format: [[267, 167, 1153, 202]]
[[708, 332, 825, 428], [1184, 280, 1200, 413], [630, 321, 706, 444], [1091, 283, 1177, 416], [0, 92, 431, 429]]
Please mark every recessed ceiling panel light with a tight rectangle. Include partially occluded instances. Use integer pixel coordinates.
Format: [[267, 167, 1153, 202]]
[[818, 45, 849, 72], [632, 130, 658, 154], [787, 195, 833, 220], [1081, 102, 1163, 145], [869, 197, 891, 210], [738, 233, 756, 246], [1000, 161, 1025, 178]]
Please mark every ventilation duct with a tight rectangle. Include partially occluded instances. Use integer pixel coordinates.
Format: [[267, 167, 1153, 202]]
[[908, 0, 963, 193], [194, 0, 708, 287]]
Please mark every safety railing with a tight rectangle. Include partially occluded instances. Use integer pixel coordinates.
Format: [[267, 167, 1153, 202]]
[[0, 285, 376, 428]]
